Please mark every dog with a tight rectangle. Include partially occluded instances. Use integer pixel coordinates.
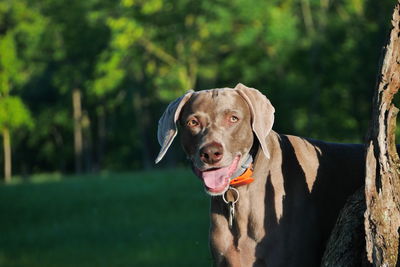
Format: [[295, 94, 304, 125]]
[[155, 83, 365, 266]]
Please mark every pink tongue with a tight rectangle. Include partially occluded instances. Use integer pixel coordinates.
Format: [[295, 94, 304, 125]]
[[195, 156, 240, 192], [201, 166, 231, 190]]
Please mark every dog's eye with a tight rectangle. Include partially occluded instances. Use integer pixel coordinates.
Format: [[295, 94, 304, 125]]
[[187, 119, 199, 127], [230, 116, 239, 123]]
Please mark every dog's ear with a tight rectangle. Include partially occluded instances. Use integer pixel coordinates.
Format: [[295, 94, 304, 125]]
[[235, 83, 275, 159], [155, 90, 194, 164]]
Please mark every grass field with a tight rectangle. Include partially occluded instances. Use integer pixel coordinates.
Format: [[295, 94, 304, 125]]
[[0, 169, 212, 267]]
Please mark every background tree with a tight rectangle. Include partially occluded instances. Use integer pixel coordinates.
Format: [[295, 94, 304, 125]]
[[0, 0, 43, 181]]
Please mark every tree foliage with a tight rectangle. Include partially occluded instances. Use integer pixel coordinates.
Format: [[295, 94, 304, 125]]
[[0, 0, 42, 130], [0, 0, 396, 176]]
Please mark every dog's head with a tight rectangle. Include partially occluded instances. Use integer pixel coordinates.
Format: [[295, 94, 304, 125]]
[[155, 83, 275, 195]]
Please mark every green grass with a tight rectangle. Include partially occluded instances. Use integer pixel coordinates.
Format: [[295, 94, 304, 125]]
[[0, 169, 212, 267]]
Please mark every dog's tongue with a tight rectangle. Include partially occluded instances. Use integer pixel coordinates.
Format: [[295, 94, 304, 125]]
[[201, 166, 231, 190], [195, 156, 240, 192]]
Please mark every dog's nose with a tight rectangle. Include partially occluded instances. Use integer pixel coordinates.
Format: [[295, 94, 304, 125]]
[[200, 142, 224, 164]]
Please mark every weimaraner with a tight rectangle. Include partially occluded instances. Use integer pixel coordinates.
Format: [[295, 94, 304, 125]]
[[155, 84, 364, 266]]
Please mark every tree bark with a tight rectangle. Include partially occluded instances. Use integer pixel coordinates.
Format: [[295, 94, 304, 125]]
[[3, 127, 11, 182], [364, 2, 400, 265], [73, 88, 83, 174], [321, 189, 369, 267]]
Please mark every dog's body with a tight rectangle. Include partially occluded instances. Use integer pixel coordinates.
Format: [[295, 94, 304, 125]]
[[156, 84, 365, 266], [209, 133, 364, 266]]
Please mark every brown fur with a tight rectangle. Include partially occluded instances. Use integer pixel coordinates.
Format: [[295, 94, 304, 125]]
[[156, 84, 365, 266]]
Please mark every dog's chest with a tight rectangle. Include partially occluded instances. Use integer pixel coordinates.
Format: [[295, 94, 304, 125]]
[[210, 189, 268, 265]]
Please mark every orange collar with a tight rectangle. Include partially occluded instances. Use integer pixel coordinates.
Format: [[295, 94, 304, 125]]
[[229, 165, 254, 187]]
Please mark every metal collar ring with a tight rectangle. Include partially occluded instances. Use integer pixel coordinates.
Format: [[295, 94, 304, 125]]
[[222, 186, 240, 204]]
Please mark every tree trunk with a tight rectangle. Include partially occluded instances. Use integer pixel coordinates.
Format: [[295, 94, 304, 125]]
[[321, 189, 369, 267], [364, 2, 400, 265], [72, 88, 83, 174], [3, 127, 11, 182], [96, 106, 106, 172], [322, 2, 400, 266], [82, 111, 92, 172]]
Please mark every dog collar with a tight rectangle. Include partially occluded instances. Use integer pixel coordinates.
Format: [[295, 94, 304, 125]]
[[229, 155, 254, 187], [229, 165, 254, 187]]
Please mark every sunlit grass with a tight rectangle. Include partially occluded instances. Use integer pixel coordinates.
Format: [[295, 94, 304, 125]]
[[8, 172, 64, 185], [0, 169, 212, 267]]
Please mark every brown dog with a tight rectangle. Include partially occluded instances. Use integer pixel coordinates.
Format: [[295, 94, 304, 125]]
[[156, 84, 364, 266]]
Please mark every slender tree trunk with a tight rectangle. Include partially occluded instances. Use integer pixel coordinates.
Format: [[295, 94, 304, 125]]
[[364, 2, 400, 265], [82, 111, 92, 172], [300, 0, 315, 35], [96, 107, 106, 171], [3, 127, 11, 182], [72, 88, 83, 174]]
